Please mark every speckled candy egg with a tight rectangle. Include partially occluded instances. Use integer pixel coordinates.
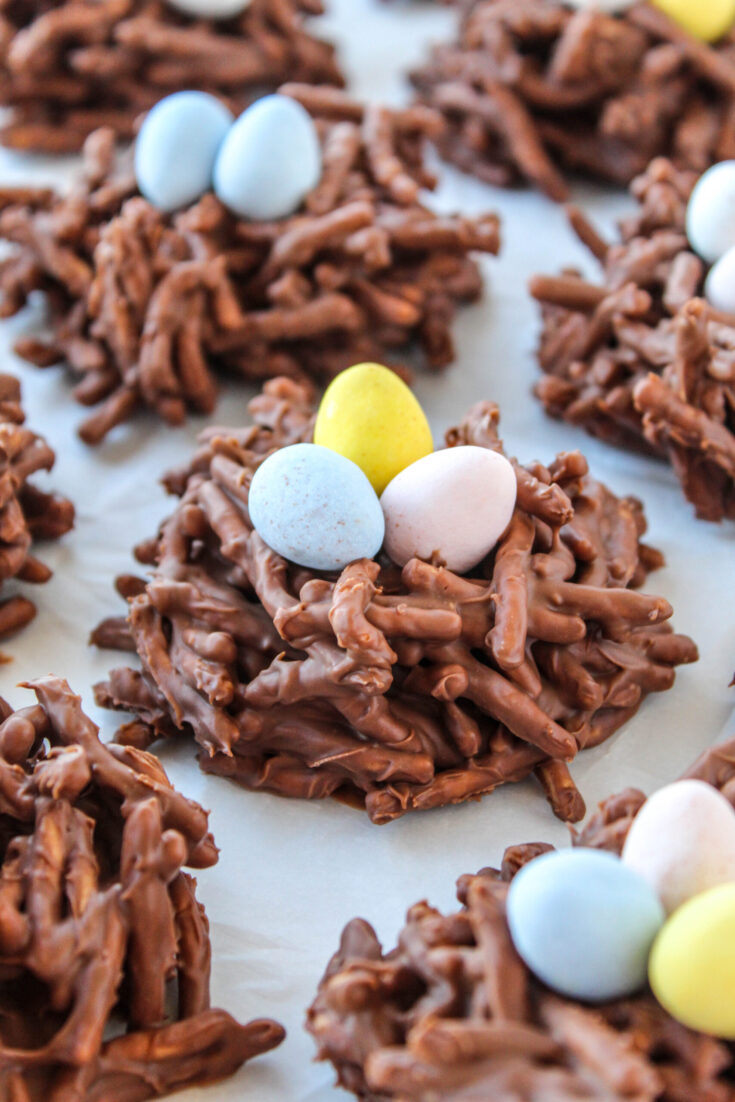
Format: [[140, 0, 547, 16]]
[[167, 0, 252, 16], [651, 0, 735, 42], [314, 363, 434, 495], [135, 92, 233, 212], [213, 94, 321, 220], [686, 161, 735, 263], [248, 443, 384, 572], [622, 780, 735, 914], [649, 883, 735, 1038], [380, 446, 516, 574], [508, 849, 665, 1002], [705, 245, 735, 314]]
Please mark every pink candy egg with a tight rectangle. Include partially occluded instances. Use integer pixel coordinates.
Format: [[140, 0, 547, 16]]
[[622, 779, 735, 915], [380, 446, 517, 573]]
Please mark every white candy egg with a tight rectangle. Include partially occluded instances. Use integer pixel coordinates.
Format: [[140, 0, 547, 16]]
[[135, 91, 233, 212], [248, 444, 385, 573], [380, 446, 517, 574], [705, 244, 735, 314], [213, 94, 322, 220], [564, 1, 636, 12], [686, 160, 735, 264], [622, 780, 735, 914], [167, 0, 252, 17]]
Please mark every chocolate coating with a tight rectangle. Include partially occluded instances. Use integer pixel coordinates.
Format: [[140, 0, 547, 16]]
[[308, 732, 735, 1100], [0, 675, 284, 1100], [411, 1, 735, 200], [531, 157, 735, 521], [0, 88, 499, 443], [0, 0, 342, 153], [92, 377, 697, 824]]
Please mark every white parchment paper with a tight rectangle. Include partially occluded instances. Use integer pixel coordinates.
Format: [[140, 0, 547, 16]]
[[0, 2, 732, 1098]]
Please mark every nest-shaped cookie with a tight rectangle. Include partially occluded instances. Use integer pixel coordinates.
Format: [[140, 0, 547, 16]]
[[0, 374, 74, 641], [308, 732, 735, 1101], [411, 0, 735, 201], [0, 85, 500, 444], [0, 674, 284, 1100], [0, 0, 342, 153], [92, 376, 697, 825], [530, 157, 735, 522]]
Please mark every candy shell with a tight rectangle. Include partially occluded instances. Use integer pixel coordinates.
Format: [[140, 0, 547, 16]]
[[313, 363, 434, 495], [651, 0, 735, 42], [622, 780, 735, 914], [380, 446, 516, 574], [213, 95, 321, 220], [167, 0, 251, 16], [248, 443, 384, 572], [649, 883, 735, 1038], [686, 161, 735, 263], [508, 849, 665, 1003], [565, 1, 636, 11], [705, 245, 735, 314], [135, 92, 233, 212]]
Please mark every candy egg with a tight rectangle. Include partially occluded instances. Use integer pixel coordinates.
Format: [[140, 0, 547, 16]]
[[314, 363, 434, 495], [651, 0, 735, 43], [135, 92, 233, 213], [686, 161, 735, 263], [248, 443, 384, 572], [622, 780, 735, 914], [565, 1, 636, 12], [508, 849, 665, 1002], [380, 446, 516, 574], [213, 95, 321, 220], [649, 883, 735, 1038], [167, 0, 252, 16], [705, 245, 735, 314]]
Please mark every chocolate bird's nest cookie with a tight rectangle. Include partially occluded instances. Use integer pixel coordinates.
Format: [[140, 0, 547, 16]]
[[411, 0, 735, 201], [0, 675, 284, 1100], [0, 0, 342, 153], [530, 157, 735, 522], [307, 733, 735, 1101], [92, 376, 697, 825], [0, 375, 73, 642], [0, 86, 499, 444]]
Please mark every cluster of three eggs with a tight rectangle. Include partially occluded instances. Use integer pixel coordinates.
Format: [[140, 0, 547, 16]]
[[249, 363, 517, 577]]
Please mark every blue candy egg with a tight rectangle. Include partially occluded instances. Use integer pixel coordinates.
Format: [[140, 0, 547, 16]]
[[213, 94, 321, 220], [135, 91, 233, 212], [248, 444, 385, 572], [507, 849, 665, 1002]]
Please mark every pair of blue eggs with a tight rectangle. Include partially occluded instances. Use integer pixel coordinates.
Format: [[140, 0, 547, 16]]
[[135, 91, 321, 220]]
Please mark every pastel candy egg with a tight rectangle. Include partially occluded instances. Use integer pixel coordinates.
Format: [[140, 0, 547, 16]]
[[380, 446, 516, 574], [167, 0, 252, 16], [213, 94, 321, 220], [622, 780, 735, 915], [314, 363, 434, 495], [248, 443, 384, 572], [651, 0, 735, 42], [565, 1, 636, 12], [135, 92, 233, 212], [686, 161, 735, 263], [508, 849, 665, 1002], [649, 883, 735, 1038], [705, 245, 735, 314]]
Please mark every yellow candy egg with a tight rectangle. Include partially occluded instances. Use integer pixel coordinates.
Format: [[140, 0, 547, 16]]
[[314, 363, 433, 495], [652, 0, 735, 43], [649, 883, 735, 1038]]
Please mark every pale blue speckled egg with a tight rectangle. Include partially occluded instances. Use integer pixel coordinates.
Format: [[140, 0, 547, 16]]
[[135, 91, 233, 212], [507, 848, 665, 1002], [213, 94, 321, 220], [248, 444, 385, 572]]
